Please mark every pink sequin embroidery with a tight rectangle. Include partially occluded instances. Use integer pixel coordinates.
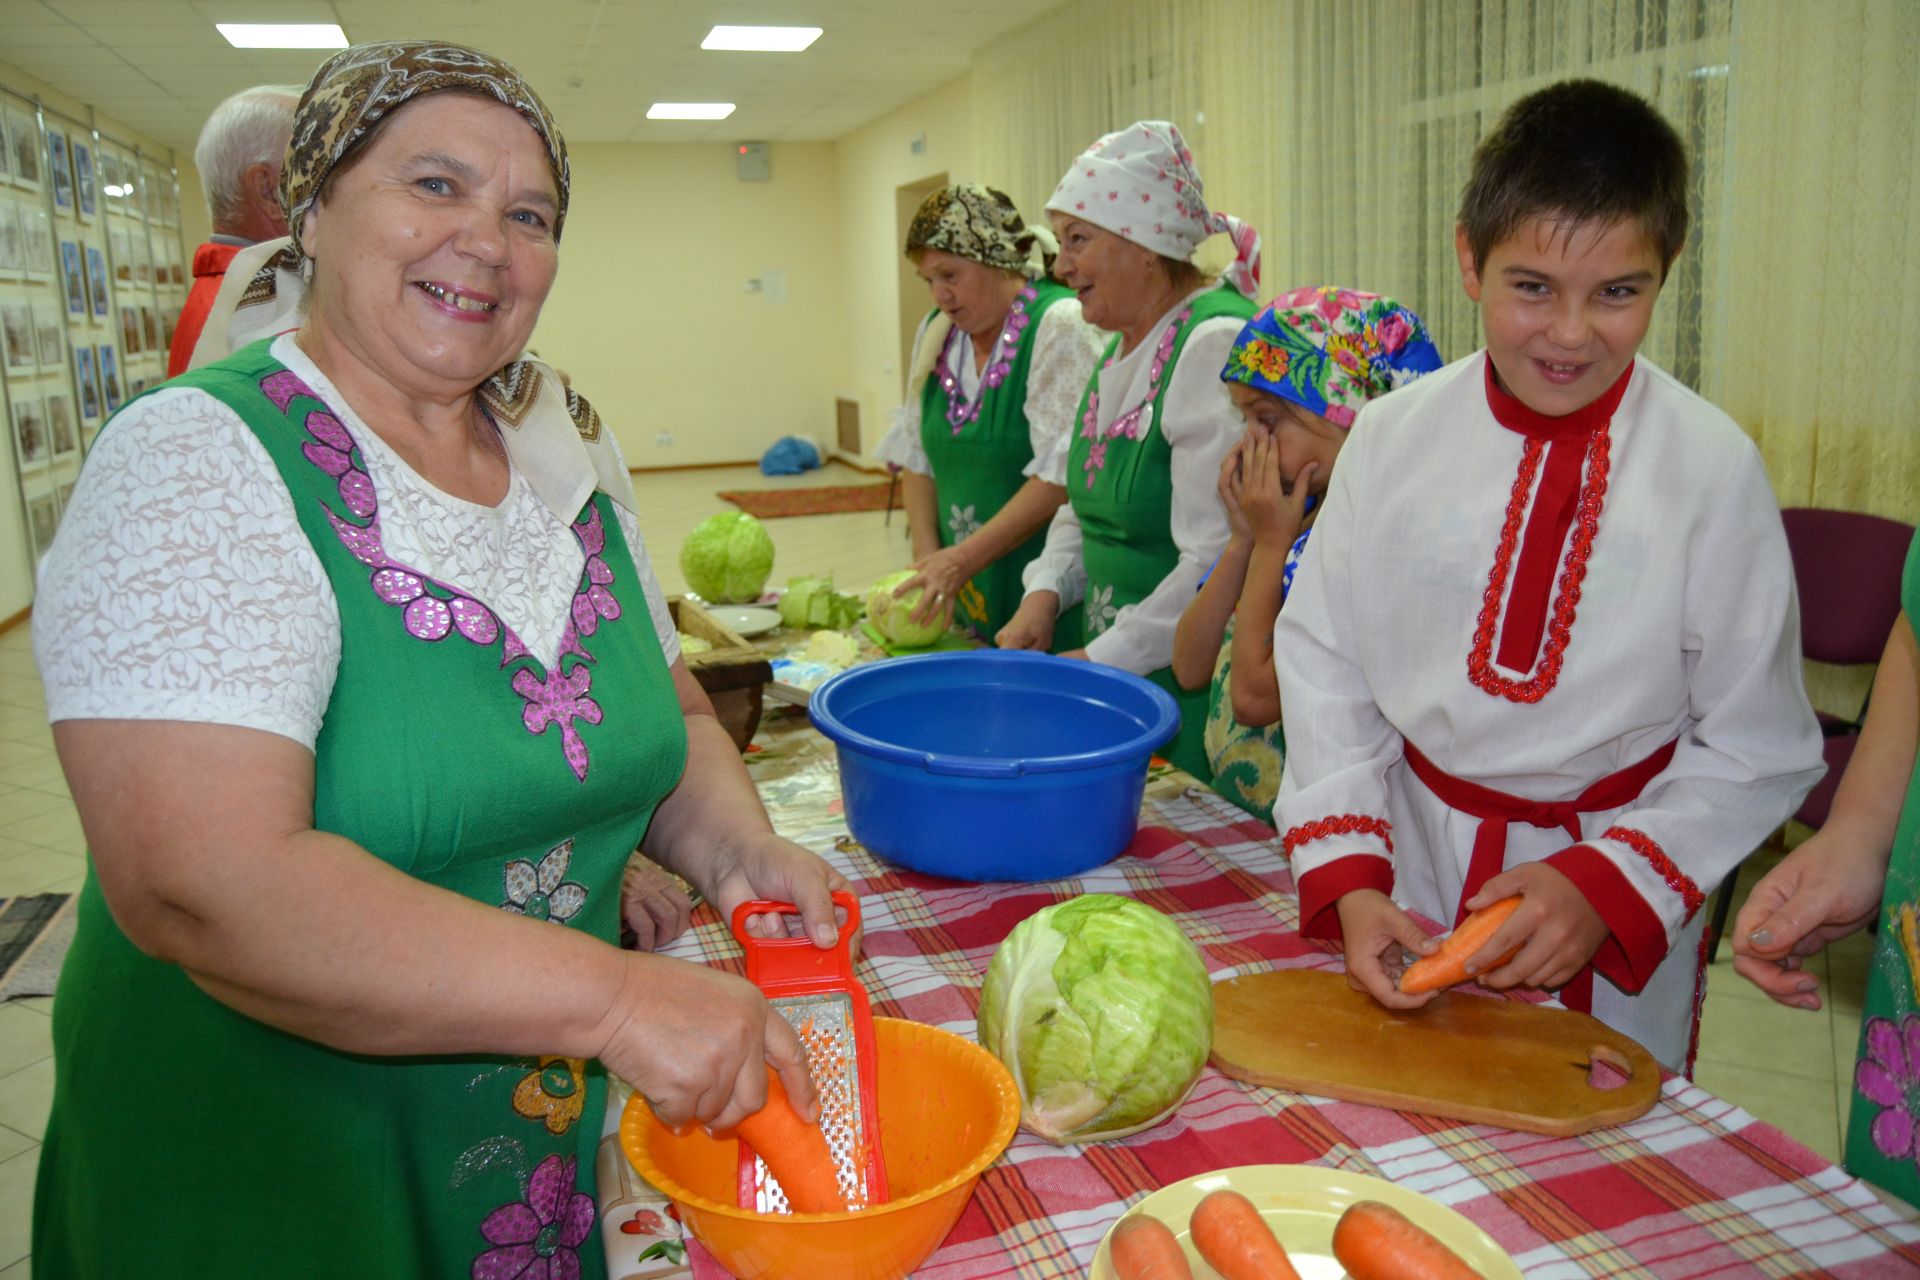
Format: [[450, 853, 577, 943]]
[[268, 368, 616, 782]]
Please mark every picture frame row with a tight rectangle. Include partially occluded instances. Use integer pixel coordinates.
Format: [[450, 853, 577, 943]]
[[1, 101, 181, 226]]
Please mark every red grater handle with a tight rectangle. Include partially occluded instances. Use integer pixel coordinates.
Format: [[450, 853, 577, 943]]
[[731, 891, 861, 995]]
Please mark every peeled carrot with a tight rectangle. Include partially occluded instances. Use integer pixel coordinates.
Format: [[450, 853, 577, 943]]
[[1189, 1188, 1301, 1280], [731, 1067, 846, 1213], [1332, 1200, 1485, 1280], [1109, 1213, 1193, 1280], [1398, 896, 1525, 994]]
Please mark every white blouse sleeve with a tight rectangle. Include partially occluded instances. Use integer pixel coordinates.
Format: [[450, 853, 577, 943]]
[[1021, 501, 1088, 610], [871, 313, 935, 476], [597, 428, 681, 666], [31, 387, 340, 750], [1083, 317, 1240, 673], [1023, 299, 1107, 484]]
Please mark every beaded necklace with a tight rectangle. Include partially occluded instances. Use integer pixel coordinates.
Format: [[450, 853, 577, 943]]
[[1078, 305, 1192, 488], [938, 284, 1036, 434]]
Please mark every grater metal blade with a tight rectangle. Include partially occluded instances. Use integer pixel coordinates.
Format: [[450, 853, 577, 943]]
[[731, 890, 888, 1212]]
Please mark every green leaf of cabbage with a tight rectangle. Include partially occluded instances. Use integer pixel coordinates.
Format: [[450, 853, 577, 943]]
[[778, 574, 864, 630], [679, 512, 774, 603], [977, 894, 1213, 1145], [866, 569, 947, 648]]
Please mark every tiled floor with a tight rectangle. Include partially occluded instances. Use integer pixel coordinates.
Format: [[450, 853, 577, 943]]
[[0, 460, 1881, 1269]]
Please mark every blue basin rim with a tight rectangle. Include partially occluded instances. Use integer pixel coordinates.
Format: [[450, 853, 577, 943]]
[[809, 651, 1180, 779]]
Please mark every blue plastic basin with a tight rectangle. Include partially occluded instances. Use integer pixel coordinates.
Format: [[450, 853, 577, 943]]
[[808, 651, 1180, 881]]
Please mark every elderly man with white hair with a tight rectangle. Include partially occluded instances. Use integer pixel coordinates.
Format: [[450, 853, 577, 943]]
[[165, 84, 300, 376]]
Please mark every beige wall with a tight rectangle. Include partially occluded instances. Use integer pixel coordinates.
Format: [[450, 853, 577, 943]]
[[0, 61, 185, 624], [830, 74, 975, 462], [530, 141, 844, 471]]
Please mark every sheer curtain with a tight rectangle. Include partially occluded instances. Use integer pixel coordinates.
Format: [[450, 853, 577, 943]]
[[974, 0, 1917, 519]]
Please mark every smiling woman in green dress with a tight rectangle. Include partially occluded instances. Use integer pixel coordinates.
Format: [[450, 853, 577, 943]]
[[875, 184, 1104, 639], [30, 42, 844, 1278]]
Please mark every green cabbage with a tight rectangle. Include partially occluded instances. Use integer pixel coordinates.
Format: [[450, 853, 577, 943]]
[[679, 512, 774, 603], [865, 569, 947, 648], [977, 894, 1213, 1145], [778, 574, 864, 630]]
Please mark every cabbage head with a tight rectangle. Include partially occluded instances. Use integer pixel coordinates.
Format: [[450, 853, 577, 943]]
[[680, 512, 774, 603], [866, 569, 947, 648], [977, 894, 1213, 1145]]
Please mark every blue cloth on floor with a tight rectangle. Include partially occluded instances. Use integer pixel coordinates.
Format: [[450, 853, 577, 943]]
[[759, 436, 822, 476]]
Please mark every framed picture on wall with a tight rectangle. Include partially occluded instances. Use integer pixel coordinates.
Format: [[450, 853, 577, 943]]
[[7, 109, 40, 189], [47, 131, 73, 210], [0, 110, 12, 182], [86, 245, 109, 318], [60, 239, 84, 313], [46, 392, 76, 457], [28, 492, 59, 553], [33, 299, 64, 366], [141, 304, 157, 351], [75, 343, 100, 421], [118, 305, 140, 356], [0, 201, 22, 271], [98, 343, 122, 411], [11, 394, 46, 466], [72, 139, 95, 217], [2, 300, 33, 371], [21, 206, 51, 274], [109, 226, 129, 281]]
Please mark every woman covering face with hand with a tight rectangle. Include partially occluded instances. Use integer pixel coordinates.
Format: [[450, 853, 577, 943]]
[[31, 42, 845, 1278], [874, 184, 1104, 638], [998, 121, 1262, 783]]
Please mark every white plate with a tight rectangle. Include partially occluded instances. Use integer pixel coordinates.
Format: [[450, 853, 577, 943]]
[[706, 605, 780, 637], [1089, 1163, 1519, 1280]]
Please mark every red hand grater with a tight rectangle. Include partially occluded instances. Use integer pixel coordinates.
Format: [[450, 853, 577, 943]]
[[731, 889, 888, 1212]]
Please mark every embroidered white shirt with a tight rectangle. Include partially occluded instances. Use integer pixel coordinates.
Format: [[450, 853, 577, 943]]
[[34, 335, 678, 751]]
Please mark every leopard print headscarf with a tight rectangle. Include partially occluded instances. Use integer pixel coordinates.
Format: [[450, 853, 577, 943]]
[[281, 40, 569, 261], [905, 183, 1056, 279]]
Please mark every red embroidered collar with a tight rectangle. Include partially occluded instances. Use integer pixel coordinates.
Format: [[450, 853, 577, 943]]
[[1482, 358, 1634, 441]]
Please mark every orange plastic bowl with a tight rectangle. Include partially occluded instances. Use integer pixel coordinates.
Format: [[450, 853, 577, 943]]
[[620, 1017, 1020, 1280]]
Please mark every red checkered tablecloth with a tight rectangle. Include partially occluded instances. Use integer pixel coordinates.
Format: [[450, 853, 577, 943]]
[[598, 717, 1920, 1278]]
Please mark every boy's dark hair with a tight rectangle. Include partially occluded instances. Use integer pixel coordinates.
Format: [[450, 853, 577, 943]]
[[1458, 79, 1689, 276]]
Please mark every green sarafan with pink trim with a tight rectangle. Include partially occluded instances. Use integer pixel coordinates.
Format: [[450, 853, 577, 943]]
[[33, 338, 688, 1277]]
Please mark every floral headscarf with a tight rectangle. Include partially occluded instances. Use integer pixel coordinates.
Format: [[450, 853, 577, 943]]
[[1045, 121, 1262, 299], [905, 183, 1057, 279], [1221, 286, 1443, 427], [282, 40, 570, 261]]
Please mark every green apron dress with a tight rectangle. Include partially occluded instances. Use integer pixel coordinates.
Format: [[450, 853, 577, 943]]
[[1843, 529, 1920, 1207], [917, 280, 1075, 639], [1066, 285, 1255, 784], [34, 341, 689, 1277]]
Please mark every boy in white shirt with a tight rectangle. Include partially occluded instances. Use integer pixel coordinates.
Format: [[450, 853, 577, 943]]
[[1273, 79, 1825, 1070]]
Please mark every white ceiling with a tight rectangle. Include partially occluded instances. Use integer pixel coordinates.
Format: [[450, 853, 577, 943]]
[[1, 0, 1062, 155]]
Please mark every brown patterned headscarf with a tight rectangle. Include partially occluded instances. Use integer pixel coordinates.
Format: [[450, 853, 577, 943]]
[[281, 40, 570, 261], [904, 183, 1056, 279]]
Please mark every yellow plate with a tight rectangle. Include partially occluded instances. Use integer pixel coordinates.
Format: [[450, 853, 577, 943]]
[[1088, 1163, 1520, 1280]]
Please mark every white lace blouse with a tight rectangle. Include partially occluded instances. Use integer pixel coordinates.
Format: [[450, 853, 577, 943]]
[[872, 297, 1105, 485], [33, 335, 679, 751]]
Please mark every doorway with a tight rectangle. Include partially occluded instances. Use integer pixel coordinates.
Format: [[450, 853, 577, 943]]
[[894, 172, 947, 400]]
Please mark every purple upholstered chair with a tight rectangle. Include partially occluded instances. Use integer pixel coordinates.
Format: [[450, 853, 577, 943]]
[[1706, 507, 1916, 961]]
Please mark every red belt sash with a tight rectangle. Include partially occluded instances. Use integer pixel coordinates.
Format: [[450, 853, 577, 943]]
[[1401, 736, 1676, 1011]]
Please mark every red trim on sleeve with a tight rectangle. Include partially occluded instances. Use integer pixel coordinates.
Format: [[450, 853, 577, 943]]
[[1545, 844, 1668, 993], [1603, 825, 1705, 921], [1282, 814, 1394, 858], [1294, 853, 1395, 942]]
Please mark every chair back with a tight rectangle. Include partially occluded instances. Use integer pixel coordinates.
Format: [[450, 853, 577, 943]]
[[1782, 507, 1914, 666]]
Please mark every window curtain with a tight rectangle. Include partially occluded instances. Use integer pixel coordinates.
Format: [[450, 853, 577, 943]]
[[973, 0, 1918, 521]]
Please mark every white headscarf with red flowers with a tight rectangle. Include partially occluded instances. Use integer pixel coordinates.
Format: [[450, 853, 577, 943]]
[[1045, 120, 1262, 299]]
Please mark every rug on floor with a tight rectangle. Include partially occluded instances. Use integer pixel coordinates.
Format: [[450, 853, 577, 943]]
[[0, 892, 75, 1001], [717, 482, 895, 519]]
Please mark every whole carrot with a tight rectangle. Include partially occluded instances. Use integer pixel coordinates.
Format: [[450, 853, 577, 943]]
[[1189, 1188, 1300, 1280], [1109, 1213, 1193, 1280], [731, 1067, 847, 1214], [1398, 896, 1524, 994], [1332, 1200, 1485, 1280]]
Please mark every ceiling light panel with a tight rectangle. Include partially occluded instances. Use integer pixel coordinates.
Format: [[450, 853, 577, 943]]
[[646, 102, 737, 120], [701, 25, 823, 52], [216, 23, 350, 49]]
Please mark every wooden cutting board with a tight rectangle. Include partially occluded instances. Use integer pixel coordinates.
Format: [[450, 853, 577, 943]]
[[1210, 968, 1661, 1135]]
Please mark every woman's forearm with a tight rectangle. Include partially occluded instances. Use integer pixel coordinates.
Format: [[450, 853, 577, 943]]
[[1818, 613, 1920, 854], [1228, 541, 1287, 725], [1172, 538, 1250, 690], [950, 478, 1068, 578], [639, 664, 782, 888], [901, 471, 942, 561]]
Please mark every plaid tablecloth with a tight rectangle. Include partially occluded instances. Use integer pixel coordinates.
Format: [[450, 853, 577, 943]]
[[598, 709, 1920, 1278]]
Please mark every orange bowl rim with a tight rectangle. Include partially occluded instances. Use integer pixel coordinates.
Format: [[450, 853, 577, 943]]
[[619, 1016, 1021, 1223]]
